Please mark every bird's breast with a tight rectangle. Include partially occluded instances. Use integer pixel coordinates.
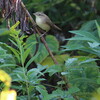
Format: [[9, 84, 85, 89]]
[[36, 17, 50, 32]]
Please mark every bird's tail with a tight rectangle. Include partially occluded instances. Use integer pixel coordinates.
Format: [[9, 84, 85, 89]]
[[53, 24, 62, 31]]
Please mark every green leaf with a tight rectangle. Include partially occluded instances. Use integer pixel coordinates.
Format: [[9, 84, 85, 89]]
[[23, 48, 31, 64], [36, 86, 48, 96], [0, 29, 11, 42], [45, 65, 62, 76], [62, 40, 84, 51], [0, 46, 16, 64], [88, 42, 100, 48], [66, 36, 96, 42], [67, 87, 80, 94], [36, 86, 53, 100], [41, 54, 69, 66], [64, 98, 75, 100], [80, 20, 96, 31], [69, 30, 100, 42], [27, 64, 47, 77], [10, 21, 20, 35], [10, 21, 20, 29], [24, 41, 37, 49], [26, 34, 59, 63], [97, 78, 100, 84], [63, 23, 100, 57], [65, 58, 78, 67], [25, 53, 40, 68], [46, 35, 59, 52], [12, 67, 27, 82], [37, 64, 47, 72], [65, 56, 99, 92], [26, 34, 38, 55], [7, 46, 20, 63], [9, 39, 18, 47], [0, 64, 17, 68], [27, 68, 44, 77], [95, 20, 100, 38], [17, 96, 27, 100], [20, 45, 25, 65], [52, 89, 68, 98], [34, 43, 49, 63], [0, 28, 10, 36], [79, 58, 98, 65]]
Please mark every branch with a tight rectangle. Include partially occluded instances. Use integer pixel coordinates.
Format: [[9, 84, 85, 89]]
[[20, 1, 58, 65], [20, 1, 79, 100]]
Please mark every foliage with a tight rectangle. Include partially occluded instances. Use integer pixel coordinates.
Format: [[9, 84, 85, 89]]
[[26, 34, 59, 63], [0, 0, 100, 100], [0, 20, 99, 100], [65, 57, 99, 97], [62, 20, 100, 57], [62, 19, 100, 99], [0, 46, 16, 73], [11, 64, 47, 100]]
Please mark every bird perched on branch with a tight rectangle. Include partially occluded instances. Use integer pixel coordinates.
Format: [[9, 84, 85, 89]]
[[33, 12, 61, 35]]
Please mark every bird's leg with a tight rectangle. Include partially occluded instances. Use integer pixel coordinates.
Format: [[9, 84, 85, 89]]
[[40, 31, 47, 37]]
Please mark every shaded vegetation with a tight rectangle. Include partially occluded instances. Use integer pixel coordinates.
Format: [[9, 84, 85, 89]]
[[0, 0, 100, 100]]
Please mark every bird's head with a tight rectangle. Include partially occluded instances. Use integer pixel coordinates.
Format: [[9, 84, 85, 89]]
[[33, 12, 46, 18]]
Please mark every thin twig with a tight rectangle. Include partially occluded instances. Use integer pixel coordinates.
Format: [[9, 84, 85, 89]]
[[3, 6, 14, 21], [7, 19, 10, 29], [20, 1, 58, 65]]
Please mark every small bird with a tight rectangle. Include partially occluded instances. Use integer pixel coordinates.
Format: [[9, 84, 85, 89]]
[[33, 12, 61, 34]]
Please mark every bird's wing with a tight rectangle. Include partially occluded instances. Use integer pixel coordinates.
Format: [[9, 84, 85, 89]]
[[45, 16, 62, 31]]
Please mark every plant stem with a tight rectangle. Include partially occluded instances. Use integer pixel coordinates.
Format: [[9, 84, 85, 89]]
[[18, 36, 30, 100], [22, 66, 30, 100]]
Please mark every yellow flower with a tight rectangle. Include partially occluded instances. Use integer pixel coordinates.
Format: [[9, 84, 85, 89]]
[[0, 90, 17, 100]]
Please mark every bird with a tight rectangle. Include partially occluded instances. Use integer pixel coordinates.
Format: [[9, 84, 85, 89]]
[[33, 12, 61, 35]]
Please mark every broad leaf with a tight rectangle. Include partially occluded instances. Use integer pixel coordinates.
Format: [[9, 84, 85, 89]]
[[26, 34, 59, 63]]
